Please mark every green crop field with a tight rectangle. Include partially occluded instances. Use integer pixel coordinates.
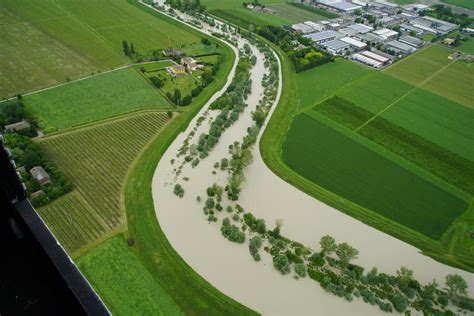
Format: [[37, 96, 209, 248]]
[[25, 67, 170, 132], [441, 0, 474, 9], [0, 0, 204, 97], [135, 60, 175, 72], [381, 88, 474, 161], [384, 45, 452, 86], [422, 59, 474, 109], [314, 96, 474, 196], [336, 72, 413, 113], [37, 111, 170, 254], [77, 235, 183, 315], [283, 113, 468, 240], [267, 3, 328, 23]]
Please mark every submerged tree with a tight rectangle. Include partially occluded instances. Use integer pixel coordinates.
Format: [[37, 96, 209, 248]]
[[319, 235, 336, 256], [335, 242, 359, 267]]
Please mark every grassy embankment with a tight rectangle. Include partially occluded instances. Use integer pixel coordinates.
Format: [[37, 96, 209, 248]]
[[259, 43, 474, 272]]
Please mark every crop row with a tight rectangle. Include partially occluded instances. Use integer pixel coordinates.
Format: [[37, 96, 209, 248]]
[[38, 112, 169, 253]]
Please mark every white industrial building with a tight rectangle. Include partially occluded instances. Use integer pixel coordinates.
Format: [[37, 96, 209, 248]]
[[303, 21, 325, 32], [305, 30, 341, 44], [347, 23, 374, 34], [340, 37, 367, 50], [291, 23, 315, 34], [372, 28, 398, 41], [320, 39, 351, 55], [386, 40, 416, 54], [317, 0, 362, 12]]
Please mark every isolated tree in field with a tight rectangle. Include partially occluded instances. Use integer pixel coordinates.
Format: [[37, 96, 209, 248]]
[[319, 235, 336, 255], [130, 42, 135, 54], [335, 242, 359, 267], [122, 40, 130, 56], [174, 88, 181, 105], [445, 274, 468, 302]]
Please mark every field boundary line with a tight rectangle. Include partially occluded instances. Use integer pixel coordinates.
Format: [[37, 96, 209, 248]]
[[355, 57, 458, 132]]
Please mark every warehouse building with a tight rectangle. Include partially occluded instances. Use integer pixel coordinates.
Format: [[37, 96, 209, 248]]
[[386, 40, 416, 54], [355, 32, 384, 44], [352, 53, 383, 68], [372, 28, 399, 41], [316, 0, 362, 12], [291, 23, 315, 34], [304, 21, 325, 32], [340, 37, 367, 50], [398, 35, 424, 48], [400, 23, 425, 36], [409, 16, 457, 35], [320, 39, 351, 55], [347, 23, 374, 34], [305, 30, 341, 44]]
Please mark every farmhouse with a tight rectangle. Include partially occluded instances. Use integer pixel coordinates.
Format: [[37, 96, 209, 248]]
[[305, 30, 340, 44], [372, 28, 398, 41], [30, 166, 51, 186], [181, 57, 202, 71], [320, 39, 350, 55], [168, 64, 186, 76], [399, 35, 424, 48], [162, 48, 183, 57], [4, 120, 30, 133]]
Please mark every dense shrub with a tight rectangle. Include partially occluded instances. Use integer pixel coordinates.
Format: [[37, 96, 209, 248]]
[[273, 255, 290, 274]]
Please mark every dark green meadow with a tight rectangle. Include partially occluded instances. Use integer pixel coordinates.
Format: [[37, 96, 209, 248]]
[[282, 113, 468, 240]]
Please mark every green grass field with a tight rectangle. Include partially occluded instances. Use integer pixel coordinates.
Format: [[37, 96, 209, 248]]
[[0, 0, 204, 97], [383, 45, 451, 86], [267, 3, 328, 23], [135, 60, 174, 72], [314, 96, 474, 196], [25, 67, 170, 132], [77, 235, 183, 315], [283, 113, 468, 240], [455, 37, 474, 54], [441, 0, 474, 9], [381, 88, 474, 161], [37, 111, 170, 254]]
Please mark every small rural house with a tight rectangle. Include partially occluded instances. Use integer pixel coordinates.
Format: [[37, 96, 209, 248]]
[[181, 57, 202, 72], [5, 120, 30, 133], [168, 64, 186, 76], [162, 48, 183, 58], [30, 166, 51, 186]]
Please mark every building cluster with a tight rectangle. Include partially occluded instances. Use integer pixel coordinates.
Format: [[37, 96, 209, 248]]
[[166, 56, 203, 76], [288, 0, 461, 68]]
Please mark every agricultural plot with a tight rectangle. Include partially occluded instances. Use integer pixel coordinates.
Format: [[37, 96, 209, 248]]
[[0, 0, 204, 97], [295, 59, 372, 111], [441, 0, 474, 10], [37, 111, 170, 253], [77, 235, 183, 315], [267, 3, 328, 24], [314, 97, 474, 196], [383, 45, 452, 86], [422, 60, 474, 108], [25, 67, 169, 132], [455, 37, 474, 54], [282, 113, 468, 240], [381, 88, 474, 161], [135, 60, 174, 72], [335, 72, 413, 113]]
